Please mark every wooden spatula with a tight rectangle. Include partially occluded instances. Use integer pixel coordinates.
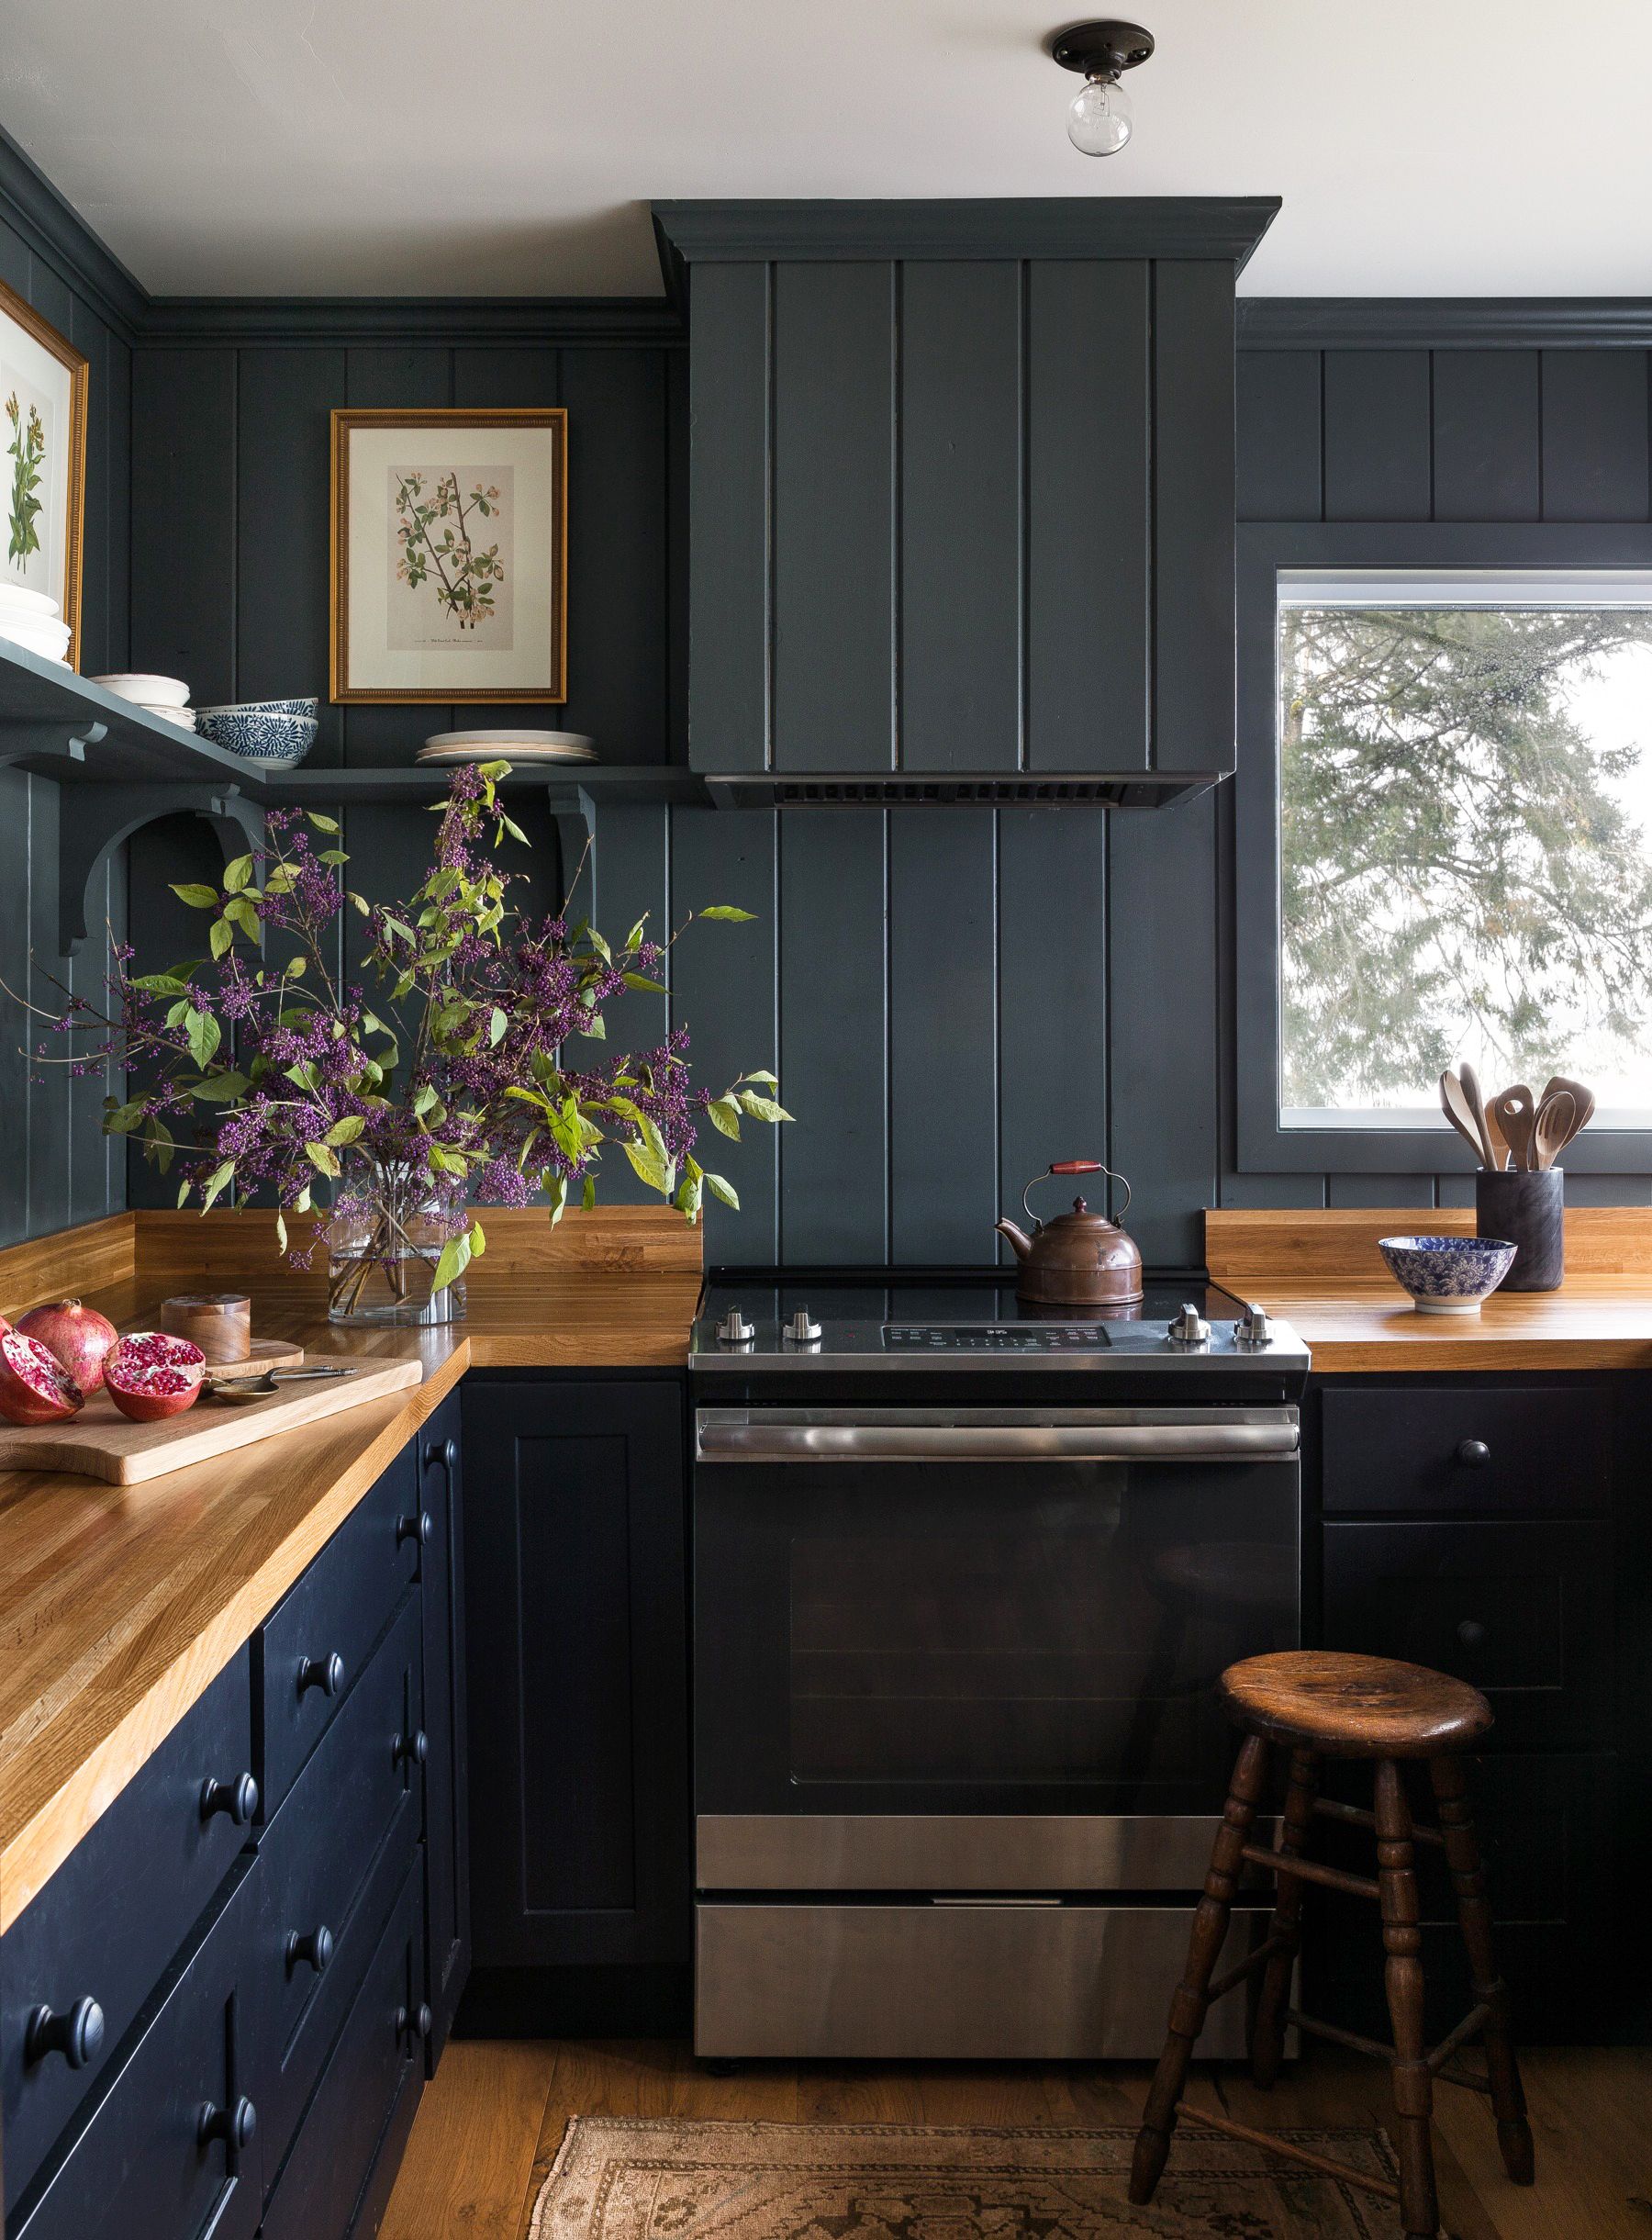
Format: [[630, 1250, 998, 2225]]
[[1440, 1071, 1490, 1163], [1538, 1075, 1596, 1148], [1532, 1090, 1576, 1170], [1490, 1085, 1538, 1171]]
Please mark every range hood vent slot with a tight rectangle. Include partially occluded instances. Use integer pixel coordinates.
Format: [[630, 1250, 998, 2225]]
[[705, 773, 1221, 809]]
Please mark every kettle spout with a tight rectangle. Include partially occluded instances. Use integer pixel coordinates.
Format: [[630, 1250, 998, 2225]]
[[994, 1218, 1033, 1261]]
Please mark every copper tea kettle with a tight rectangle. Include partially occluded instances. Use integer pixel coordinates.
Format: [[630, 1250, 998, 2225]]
[[995, 1160, 1144, 1307]]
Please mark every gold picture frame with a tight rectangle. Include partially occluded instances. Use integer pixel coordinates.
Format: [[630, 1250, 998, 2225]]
[[0, 276, 88, 672], [329, 407, 567, 704]]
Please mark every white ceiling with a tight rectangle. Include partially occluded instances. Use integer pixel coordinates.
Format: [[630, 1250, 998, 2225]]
[[5, 0, 1652, 299]]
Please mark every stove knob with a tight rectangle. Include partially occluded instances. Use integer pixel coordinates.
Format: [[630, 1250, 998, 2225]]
[[1235, 1304, 1271, 1347], [1167, 1303, 1211, 1347], [716, 1310, 755, 1348], [783, 1309, 822, 1346]]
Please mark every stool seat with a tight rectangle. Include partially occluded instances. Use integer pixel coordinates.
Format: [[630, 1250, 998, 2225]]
[[1221, 1651, 1493, 1759]]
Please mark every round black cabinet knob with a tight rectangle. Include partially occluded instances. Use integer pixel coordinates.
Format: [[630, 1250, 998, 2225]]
[[297, 1652, 344, 1699], [1457, 1618, 1487, 1649], [396, 1509, 433, 1551], [394, 1728, 430, 1771], [197, 2096, 257, 2153], [396, 2000, 434, 2043], [423, 1436, 458, 1473], [1456, 1439, 1491, 1467], [25, 1996, 104, 2070], [285, 1924, 334, 1977], [199, 1772, 259, 1827]]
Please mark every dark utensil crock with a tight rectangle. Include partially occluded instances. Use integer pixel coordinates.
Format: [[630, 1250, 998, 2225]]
[[1475, 1166, 1563, 1291]]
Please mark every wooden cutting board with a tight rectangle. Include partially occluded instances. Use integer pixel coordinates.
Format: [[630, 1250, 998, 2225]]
[[0, 1357, 422, 1484]]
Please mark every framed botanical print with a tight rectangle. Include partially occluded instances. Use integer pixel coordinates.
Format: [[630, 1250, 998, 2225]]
[[330, 407, 567, 703], [0, 277, 88, 668]]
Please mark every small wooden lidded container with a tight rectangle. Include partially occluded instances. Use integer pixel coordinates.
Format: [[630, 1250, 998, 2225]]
[[159, 1292, 253, 1363]]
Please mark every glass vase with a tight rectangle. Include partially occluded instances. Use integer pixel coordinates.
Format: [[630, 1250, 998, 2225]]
[[325, 1160, 467, 1326]]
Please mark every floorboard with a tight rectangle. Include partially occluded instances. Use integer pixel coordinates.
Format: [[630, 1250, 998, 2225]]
[[380, 2039, 1652, 2240]]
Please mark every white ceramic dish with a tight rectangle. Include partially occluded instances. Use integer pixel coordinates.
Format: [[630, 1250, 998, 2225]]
[[422, 729, 595, 752], [0, 618, 73, 656], [417, 744, 596, 765], [140, 705, 197, 731], [0, 585, 60, 616], [92, 673, 192, 707]]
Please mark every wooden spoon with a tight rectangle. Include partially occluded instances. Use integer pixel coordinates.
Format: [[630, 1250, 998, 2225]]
[[1490, 1085, 1539, 1172], [1439, 1071, 1491, 1164], [1532, 1090, 1576, 1170], [1538, 1075, 1596, 1149], [1457, 1061, 1502, 1170]]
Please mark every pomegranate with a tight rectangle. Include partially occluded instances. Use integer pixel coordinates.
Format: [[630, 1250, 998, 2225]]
[[0, 1327, 85, 1424], [16, 1298, 118, 1396], [103, 1332, 206, 1423]]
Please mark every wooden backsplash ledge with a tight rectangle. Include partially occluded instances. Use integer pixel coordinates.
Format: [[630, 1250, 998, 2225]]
[[1205, 1205, 1652, 1286]]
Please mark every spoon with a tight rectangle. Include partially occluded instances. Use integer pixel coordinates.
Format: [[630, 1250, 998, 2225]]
[[1439, 1072, 1491, 1165], [1458, 1061, 1502, 1170], [1490, 1085, 1539, 1172], [1538, 1075, 1596, 1148], [1532, 1090, 1576, 1170], [205, 1364, 359, 1406]]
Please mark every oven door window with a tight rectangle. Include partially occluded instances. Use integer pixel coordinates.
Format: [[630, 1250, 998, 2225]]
[[695, 1455, 1300, 1817]]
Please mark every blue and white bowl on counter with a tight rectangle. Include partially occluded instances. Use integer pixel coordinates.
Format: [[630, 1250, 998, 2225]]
[[195, 700, 319, 767], [1378, 1234, 1519, 1313]]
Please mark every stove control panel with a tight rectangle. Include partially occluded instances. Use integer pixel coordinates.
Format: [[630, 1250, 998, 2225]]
[[883, 1324, 1112, 1350]]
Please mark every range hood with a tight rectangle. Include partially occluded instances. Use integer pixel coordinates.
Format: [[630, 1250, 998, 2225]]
[[655, 198, 1278, 805]]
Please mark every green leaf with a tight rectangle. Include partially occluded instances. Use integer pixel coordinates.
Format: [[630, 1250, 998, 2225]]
[[184, 1008, 221, 1070], [208, 917, 233, 960], [698, 905, 757, 922], [305, 812, 340, 834], [738, 1070, 780, 1088], [621, 972, 667, 996], [177, 1178, 192, 1208], [191, 1070, 251, 1103], [274, 1210, 288, 1255], [222, 853, 254, 893], [621, 1137, 671, 1194], [577, 1007, 607, 1040], [545, 1176, 568, 1227], [322, 1114, 365, 1148], [128, 971, 192, 996], [305, 1140, 342, 1179], [737, 1092, 794, 1124], [224, 897, 260, 937], [468, 1218, 486, 1259], [708, 1096, 742, 1140], [581, 1172, 597, 1212], [201, 1158, 237, 1211], [430, 1233, 471, 1294], [489, 1006, 508, 1046], [284, 955, 307, 978], [170, 882, 220, 910], [703, 1170, 741, 1211]]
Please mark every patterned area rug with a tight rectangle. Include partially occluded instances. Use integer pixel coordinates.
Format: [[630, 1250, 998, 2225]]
[[527, 2117, 1403, 2240]]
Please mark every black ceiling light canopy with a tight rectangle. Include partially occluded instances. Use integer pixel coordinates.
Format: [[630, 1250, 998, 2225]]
[[1047, 20, 1155, 156]]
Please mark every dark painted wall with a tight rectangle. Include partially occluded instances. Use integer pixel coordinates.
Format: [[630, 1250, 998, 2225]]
[[0, 140, 132, 1245]]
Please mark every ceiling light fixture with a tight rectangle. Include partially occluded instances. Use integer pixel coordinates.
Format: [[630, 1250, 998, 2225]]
[[1048, 20, 1154, 157]]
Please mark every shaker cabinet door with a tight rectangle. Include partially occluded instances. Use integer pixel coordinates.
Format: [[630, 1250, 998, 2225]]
[[416, 1394, 470, 2063]]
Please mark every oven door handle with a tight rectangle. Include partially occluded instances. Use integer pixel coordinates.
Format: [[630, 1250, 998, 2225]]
[[695, 1416, 1300, 1463]]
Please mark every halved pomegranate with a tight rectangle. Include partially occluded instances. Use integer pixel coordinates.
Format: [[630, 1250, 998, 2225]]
[[0, 1327, 85, 1424], [103, 1331, 206, 1423], [16, 1298, 119, 1396]]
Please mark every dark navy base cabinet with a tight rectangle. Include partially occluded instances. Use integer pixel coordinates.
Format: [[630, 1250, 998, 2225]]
[[416, 1394, 470, 2065], [460, 1375, 690, 2034]]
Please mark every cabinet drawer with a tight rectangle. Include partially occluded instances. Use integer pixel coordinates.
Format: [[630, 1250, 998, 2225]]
[[1323, 1519, 1613, 1753], [0, 1649, 257, 2217], [1321, 1383, 1611, 1516], [253, 1593, 424, 2172], [9, 1859, 261, 2240], [259, 1859, 425, 2240], [258, 1445, 421, 1815]]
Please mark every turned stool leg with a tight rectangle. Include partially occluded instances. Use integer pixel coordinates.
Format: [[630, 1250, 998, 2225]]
[[1374, 1760, 1438, 2240], [1130, 1731, 1270, 2206], [1250, 1745, 1317, 2089], [1428, 1753, 1535, 2185]]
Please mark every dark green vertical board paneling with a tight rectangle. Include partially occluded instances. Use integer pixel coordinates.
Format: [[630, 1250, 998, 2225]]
[[130, 351, 237, 705], [26, 782, 69, 1236], [582, 801, 671, 1204], [451, 348, 560, 408], [899, 263, 1022, 772], [1106, 791, 1218, 1267], [1217, 1174, 1327, 1209], [67, 870, 116, 1224], [1235, 350, 1322, 521], [669, 806, 778, 1260], [1432, 351, 1541, 521], [1026, 263, 1148, 771], [666, 353, 689, 767], [1153, 263, 1235, 774], [773, 263, 894, 774], [0, 216, 27, 295], [1327, 1174, 1434, 1208], [777, 810, 888, 1262], [238, 351, 345, 761], [888, 810, 997, 1260], [687, 263, 769, 774], [557, 350, 669, 761], [1540, 351, 1651, 521], [106, 331, 130, 673], [123, 815, 230, 1210], [996, 808, 1107, 1255], [0, 773, 29, 1241], [343, 347, 453, 764], [1323, 351, 1432, 521]]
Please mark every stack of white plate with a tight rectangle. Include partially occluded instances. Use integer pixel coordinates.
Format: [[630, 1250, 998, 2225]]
[[90, 674, 197, 731], [0, 585, 72, 664], [417, 728, 597, 767]]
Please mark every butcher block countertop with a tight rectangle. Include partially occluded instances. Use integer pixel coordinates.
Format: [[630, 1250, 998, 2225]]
[[1207, 1205, 1652, 1372], [0, 1207, 702, 1932]]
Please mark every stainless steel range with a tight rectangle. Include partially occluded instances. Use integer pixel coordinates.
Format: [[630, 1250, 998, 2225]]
[[687, 1271, 1310, 2061]]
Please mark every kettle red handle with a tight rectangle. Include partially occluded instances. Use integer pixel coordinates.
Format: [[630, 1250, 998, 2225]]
[[1021, 1161, 1133, 1226], [1050, 1160, 1104, 1173]]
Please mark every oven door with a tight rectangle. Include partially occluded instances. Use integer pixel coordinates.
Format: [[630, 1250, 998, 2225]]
[[693, 1405, 1300, 1850]]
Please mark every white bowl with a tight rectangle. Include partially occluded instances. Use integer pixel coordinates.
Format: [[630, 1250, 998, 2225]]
[[92, 672, 191, 707], [140, 705, 196, 731], [0, 617, 73, 656], [423, 729, 595, 751], [0, 584, 60, 616]]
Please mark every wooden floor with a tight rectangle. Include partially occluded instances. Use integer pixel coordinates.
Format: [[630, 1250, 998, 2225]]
[[382, 2037, 1652, 2239]]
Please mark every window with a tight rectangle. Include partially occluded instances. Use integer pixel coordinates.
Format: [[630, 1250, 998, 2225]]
[[1276, 566, 1652, 1135]]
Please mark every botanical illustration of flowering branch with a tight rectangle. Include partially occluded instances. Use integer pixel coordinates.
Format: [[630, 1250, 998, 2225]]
[[6, 392, 44, 567], [393, 468, 505, 627]]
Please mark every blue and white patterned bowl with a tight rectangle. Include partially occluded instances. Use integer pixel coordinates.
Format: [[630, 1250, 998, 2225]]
[[195, 708, 318, 766], [1378, 1234, 1518, 1314], [197, 697, 318, 720]]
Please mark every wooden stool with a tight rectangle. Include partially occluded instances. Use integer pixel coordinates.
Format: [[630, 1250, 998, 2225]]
[[1129, 1652, 1535, 2240]]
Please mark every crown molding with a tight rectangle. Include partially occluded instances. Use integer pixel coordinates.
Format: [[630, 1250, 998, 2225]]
[[139, 296, 684, 349], [0, 124, 147, 336], [1237, 297, 1652, 349]]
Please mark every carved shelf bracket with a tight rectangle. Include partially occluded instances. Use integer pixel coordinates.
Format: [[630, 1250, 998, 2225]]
[[544, 784, 597, 920], [59, 785, 267, 957], [0, 717, 109, 775]]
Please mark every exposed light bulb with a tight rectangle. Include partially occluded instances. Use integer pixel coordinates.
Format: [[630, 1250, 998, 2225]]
[[1067, 71, 1132, 156]]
